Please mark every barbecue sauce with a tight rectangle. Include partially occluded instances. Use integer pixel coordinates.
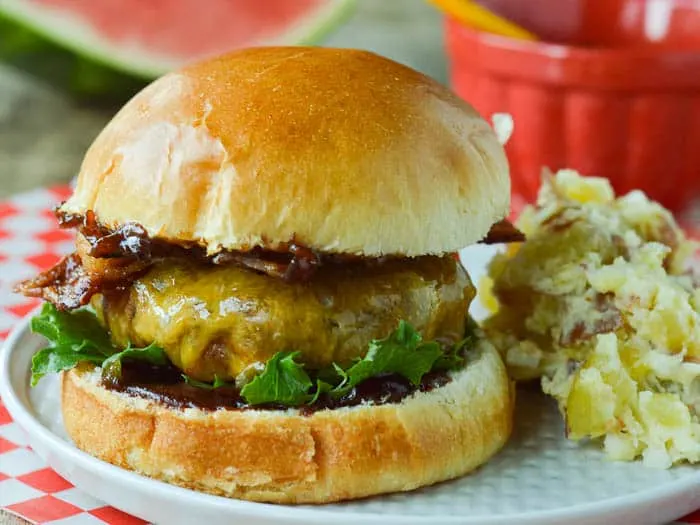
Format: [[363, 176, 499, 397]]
[[102, 360, 451, 414]]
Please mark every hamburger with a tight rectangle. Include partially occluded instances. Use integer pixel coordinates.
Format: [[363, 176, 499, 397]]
[[17, 47, 520, 503]]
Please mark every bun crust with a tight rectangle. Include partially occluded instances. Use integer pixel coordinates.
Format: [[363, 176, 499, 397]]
[[61, 47, 510, 256], [61, 339, 513, 503]]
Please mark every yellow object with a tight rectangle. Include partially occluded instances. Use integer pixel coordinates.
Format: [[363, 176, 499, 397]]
[[429, 0, 538, 40]]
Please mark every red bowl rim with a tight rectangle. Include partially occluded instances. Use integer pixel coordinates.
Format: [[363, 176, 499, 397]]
[[446, 17, 700, 89]]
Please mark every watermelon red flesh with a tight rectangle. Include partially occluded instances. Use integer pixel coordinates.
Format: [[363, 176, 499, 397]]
[[1, 0, 353, 79], [31, 0, 329, 59]]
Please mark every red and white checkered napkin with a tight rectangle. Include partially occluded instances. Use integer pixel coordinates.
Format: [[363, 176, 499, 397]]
[[0, 186, 698, 525], [0, 186, 146, 524]]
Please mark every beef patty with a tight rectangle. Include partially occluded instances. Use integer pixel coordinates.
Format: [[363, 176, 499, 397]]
[[93, 255, 474, 381]]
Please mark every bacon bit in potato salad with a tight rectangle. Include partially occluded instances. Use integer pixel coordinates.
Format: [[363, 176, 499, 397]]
[[483, 169, 700, 468]]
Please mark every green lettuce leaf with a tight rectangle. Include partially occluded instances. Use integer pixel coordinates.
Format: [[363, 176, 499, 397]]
[[30, 303, 115, 386], [307, 379, 334, 405], [31, 346, 105, 387], [31, 302, 114, 357], [334, 321, 443, 396], [182, 374, 229, 390], [237, 321, 470, 405], [29, 303, 168, 386], [29, 303, 475, 408], [240, 352, 313, 406], [101, 343, 169, 381]]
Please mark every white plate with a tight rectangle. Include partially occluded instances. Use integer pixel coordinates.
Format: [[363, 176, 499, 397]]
[[1, 247, 699, 525]]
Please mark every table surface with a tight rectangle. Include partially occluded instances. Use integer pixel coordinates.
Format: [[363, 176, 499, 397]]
[[0, 0, 445, 198], [0, 511, 29, 525]]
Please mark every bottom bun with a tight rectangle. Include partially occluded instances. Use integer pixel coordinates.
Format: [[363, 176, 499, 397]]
[[61, 338, 514, 504]]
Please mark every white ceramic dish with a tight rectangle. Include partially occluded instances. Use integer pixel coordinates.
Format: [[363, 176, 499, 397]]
[[1, 247, 699, 525]]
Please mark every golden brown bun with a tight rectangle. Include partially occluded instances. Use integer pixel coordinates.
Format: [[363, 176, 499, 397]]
[[61, 339, 513, 503], [61, 47, 510, 256]]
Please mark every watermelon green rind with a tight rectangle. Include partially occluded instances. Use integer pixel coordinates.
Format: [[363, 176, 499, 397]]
[[0, 11, 149, 104], [265, 0, 356, 47], [0, 0, 356, 79]]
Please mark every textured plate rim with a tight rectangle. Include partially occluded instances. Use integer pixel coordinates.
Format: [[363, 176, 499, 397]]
[[1, 308, 699, 525]]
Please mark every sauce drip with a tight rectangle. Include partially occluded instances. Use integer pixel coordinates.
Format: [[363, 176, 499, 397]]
[[103, 361, 451, 414]]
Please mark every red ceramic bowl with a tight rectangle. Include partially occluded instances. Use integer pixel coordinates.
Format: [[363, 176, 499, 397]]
[[446, 0, 700, 211]]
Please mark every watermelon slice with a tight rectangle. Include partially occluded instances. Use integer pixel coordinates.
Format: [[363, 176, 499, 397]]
[[0, 0, 354, 101]]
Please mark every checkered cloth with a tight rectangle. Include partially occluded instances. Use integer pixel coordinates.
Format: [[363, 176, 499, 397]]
[[0, 186, 698, 525], [0, 186, 146, 524]]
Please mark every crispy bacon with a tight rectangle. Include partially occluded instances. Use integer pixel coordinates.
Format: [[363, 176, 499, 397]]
[[212, 244, 320, 281], [212, 251, 289, 279], [15, 231, 153, 310], [559, 293, 622, 346], [58, 210, 525, 260], [14, 252, 150, 311], [18, 211, 526, 310], [480, 219, 526, 245], [14, 254, 96, 310], [60, 210, 153, 259]]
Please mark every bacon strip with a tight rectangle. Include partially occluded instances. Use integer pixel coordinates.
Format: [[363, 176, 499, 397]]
[[213, 244, 320, 281], [61, 210, 153, 259], [59, 210, 524, 258], [15, 238, 152, 311], [17, 211, 525, 310], [480, 219, 526, 245], [212, 252, 290, 280], [15, 254, 96, 311]]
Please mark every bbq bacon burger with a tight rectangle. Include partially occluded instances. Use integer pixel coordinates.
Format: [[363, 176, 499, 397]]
[[17, 47, 518, 504]]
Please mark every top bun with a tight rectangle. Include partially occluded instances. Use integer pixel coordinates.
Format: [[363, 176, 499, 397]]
[[61, 47, 510, 256]]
